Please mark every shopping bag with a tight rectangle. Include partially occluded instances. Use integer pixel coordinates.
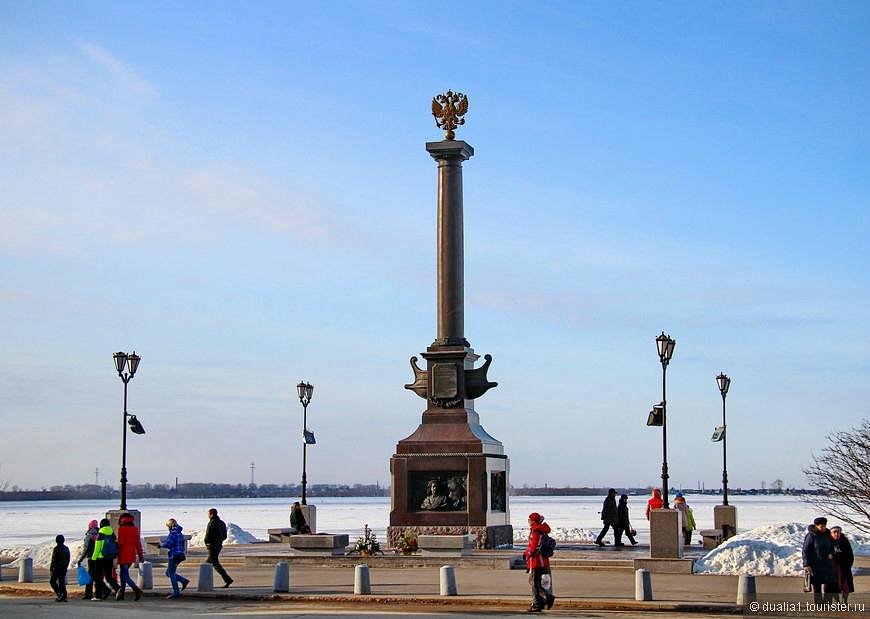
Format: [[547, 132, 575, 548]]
[[77, 563, 92, 586]]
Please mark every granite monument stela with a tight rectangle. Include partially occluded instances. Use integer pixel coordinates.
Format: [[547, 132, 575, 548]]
[[387, 92, 512, 549]]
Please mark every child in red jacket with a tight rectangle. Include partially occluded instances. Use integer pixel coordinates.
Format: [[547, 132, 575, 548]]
[[523, 512, 555, 612]]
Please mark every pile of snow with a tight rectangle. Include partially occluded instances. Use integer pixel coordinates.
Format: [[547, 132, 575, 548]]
[[2, 539, 84, 569], [695, 522, 870, 576], [513, 526, 596, 544], [187, 523, 260, 548]]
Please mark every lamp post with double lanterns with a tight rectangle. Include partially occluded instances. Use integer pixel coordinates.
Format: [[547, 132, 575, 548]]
[[296, 381, 314, 505], [113, 351, 145, 511], [654, 332, 676, 509], [714, 372, 731, 505]]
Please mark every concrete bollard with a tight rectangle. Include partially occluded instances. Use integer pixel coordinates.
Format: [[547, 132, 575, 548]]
[[635, 568, 652, 601], [197, 562, 214, 591], [18, 557, 33, 583], [137, 561, 153, 590], [737, 574, 757, 605], [273, 561, 290, 593], [354, 564, 371, 595], [440, 565, 457, 596]]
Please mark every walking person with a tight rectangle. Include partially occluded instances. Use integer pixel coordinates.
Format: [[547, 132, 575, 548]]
[[802, 517, 836, 604], [830, 526, 854, 603], [523, 512, 555, 612], [91, 518, 119, 599], [615, 494, 639, 546], [115, 512, 144, 601], [161, 518, 189, 599], [49, 534, 70, 602], [75, 519, 99, 600], [204, 508, 234, 588], [595, 488, 619, 547], [645, 488, 663, 520]]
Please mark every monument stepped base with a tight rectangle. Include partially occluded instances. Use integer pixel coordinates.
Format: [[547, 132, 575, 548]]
[[388, 524, 513, 550]]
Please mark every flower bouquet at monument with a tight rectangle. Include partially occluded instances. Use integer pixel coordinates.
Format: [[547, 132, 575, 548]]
[[354, 523, 381, 555], [395, 528, 418, 555]]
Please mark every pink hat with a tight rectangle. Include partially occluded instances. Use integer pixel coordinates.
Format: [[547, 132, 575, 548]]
[[88, 519, 98, 529]]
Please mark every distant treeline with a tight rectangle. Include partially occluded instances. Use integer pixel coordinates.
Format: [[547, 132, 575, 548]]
[[0, 482, 818, 502], [0, 482, 389, 502]]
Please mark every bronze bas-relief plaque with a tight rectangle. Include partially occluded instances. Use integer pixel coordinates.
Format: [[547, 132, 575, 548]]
[[409, 472, 467, 512], [431, 363, 458, 399]]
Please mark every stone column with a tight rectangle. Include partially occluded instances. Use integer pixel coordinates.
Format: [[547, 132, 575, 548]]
[[426, 140, 473, 348]]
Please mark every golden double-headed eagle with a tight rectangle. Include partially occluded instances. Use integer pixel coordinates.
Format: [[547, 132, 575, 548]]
[[432, 91, 468, 140]]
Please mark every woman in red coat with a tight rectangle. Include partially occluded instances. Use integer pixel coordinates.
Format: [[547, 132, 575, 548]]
[[645, 488, 663, 520], [116, 513, 144, 601], [523, 512, 555, 612]]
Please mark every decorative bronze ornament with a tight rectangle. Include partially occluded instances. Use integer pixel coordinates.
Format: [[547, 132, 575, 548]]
[[432, 90, 468, 140]]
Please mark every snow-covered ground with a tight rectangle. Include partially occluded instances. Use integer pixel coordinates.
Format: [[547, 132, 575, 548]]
[[2, 496, 866, 576], [694, 521, 870, 576]]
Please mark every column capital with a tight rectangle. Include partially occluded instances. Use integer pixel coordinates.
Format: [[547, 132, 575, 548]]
[[426, 140, 474, 161]]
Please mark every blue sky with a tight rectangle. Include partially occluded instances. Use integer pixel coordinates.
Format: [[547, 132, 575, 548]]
[[1, 1, 868, 491]]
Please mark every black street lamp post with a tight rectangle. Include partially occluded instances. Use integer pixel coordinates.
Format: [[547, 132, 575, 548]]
[[296, 381, 314, 505], [716, 372, 731, 505], [113, 351, 143, 511], [655, 332, 676, 509]]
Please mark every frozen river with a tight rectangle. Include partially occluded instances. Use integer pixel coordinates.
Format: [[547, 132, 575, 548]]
[[0, 494, 824, 549]]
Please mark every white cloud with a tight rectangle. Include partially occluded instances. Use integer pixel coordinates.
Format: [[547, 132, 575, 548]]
[[74, 40, 156, 97]]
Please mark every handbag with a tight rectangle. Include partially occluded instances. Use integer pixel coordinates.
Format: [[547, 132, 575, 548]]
[[77, 563, 92, 586], [174, 553, 186, 564], [802, 572, 812, 593]]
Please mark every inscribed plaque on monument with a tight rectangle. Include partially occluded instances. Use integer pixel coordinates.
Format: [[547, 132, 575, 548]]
[[431, 363, 458, 398]]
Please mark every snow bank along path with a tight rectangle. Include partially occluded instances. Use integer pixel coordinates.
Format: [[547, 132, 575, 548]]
[[694, 521, 870, 576]]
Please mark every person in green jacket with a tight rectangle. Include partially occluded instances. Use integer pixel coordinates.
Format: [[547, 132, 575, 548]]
[[90, 518, 119, 600]]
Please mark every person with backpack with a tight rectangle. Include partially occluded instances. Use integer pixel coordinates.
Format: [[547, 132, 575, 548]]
[[204, 508, 233, 588], [161, 518, 190, 598], [115, 512, 144, 601], [523, 512, 555, 612], [75, 519, 100, 600], [595, 488, 619, 547], [49, 534, 70, 602], [91, 518, 119, 599]]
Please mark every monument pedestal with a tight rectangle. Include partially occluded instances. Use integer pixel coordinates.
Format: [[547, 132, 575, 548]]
[[390, 344, 511, 549], [649, 508, 682, 559], [714, 504, 737, 539]]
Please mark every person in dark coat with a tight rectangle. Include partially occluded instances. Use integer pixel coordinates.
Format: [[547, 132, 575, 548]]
[[50, 534, 70, 602], [595, 488, 619, 547], [830, 526, 854, 603], [802, 517, 836, 604], [615, 494, 639, 546], [204, 508, 233, 588], [290, 502, 311, 534]]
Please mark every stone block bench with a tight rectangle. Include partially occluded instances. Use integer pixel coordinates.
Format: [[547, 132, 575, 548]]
[[288, 534, 349, 557], [699, 528, 723, 549], [144, 534, 191, 557], [418, 534, 475, 557], [268, 528, 294, 543]]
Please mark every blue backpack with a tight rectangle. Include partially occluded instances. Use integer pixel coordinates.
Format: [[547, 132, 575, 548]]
[[101, 533, 118, 560], [540, 533, 556, 558]]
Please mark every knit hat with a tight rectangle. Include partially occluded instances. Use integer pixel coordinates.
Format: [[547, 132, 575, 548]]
[[528, 512, 544, 523], [56, 534, 65, 544], [88, 519, 98, 529], [813, 517, 828, 526]]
